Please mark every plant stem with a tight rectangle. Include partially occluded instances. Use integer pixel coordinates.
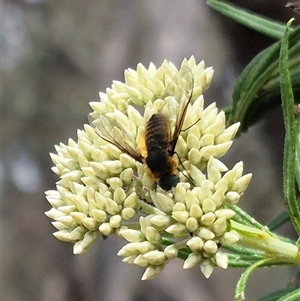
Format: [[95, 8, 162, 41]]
[[231, 221, 300, 266]]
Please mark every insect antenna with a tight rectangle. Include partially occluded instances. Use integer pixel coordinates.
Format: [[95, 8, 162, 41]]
[[181, 115, 202, 132], [175, 152, 195, 187]]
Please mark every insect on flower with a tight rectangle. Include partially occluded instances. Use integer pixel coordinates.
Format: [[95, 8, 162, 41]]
[[90, 66, 197, 190]]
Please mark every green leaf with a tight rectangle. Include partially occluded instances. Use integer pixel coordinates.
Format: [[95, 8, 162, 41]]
[[207, 1, 300, 132], [227, 253, 265, 268], [228, 26, 300, 131], [256, 288, 298, 301], [268, 198, 300, 231], [234, 258, 273, 301], [228, 205, 266, 230], [206, 1, 287, 39], [295, 107, 300, 191], [277, 288, 300, 301], [280, 19, 300, 236], [226, 243, 264, 256], [229, 42, 280, 128], [267, 210, 292, 231]]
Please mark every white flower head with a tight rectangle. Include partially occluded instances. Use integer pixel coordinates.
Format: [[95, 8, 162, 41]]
[[45, 56, 252, 279]]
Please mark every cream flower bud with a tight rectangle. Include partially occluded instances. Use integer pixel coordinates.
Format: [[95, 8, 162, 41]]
[[172, 210, 189, 223], [174, 182, 188, 201], [123, 192, 137, 208], [183, 252, 202, 269], [143, 250, 166, 265], [56, 215, 75, 227], [101, 160, 123, 174], [109, 214, 122, 228], [82, 217, 98, 231], [150, 191, 174, 214], [105, 199, 120, 215], [173, 202, 186, 212], [164, 245, 178, 259], [73, 231, 99, 254], [61, 170, 83, 182], [52, 221, 68, 231], [223, 161, 243, 183], [90, 209, 107, 222], [53, 230, 72, 242], [133, 255, 149, 267], [186, 217, 199, 232], [198, 228, 215, 240], [235, 173, 252, 193], [185, 190, 199, 209], [121, 207, 135, 220], [136, 241, 155, 254], [45, 207, 63, 220], [200, 259, 214, 278], [46, 57, 252, 280], [117, 242, 140, 257], [200, 134, 214, 146], [70, 212, 87, 224], [99, 223, 112, 236], [145, 227, 161, 243], [214, 209, 235, 219], [214, 142, 233, 158], [202, 198, 216, 213], [211, 188, 227, 207], [142, 265, 165, 281], [203, 240, 218, 254], [45, 191, 64, 207], [221, 231, 240, 246], [117, 242, 139, 257], [166, 223, 189, 236], [215, 251, 228, 269], [119, 167, 134, 183], [200, 212, 216, 226], [226, 191, 241, 205], [108, 177, 123, 190], [189, 204, 203, 219], [187, 133, 201, 149], [150, 214, 173, 228], [187, 236, 204, 251], [188, 148, 202, 165], [120, 229, 144, 242], [113, 187, 126, 204], [212, 217, 228, 235]]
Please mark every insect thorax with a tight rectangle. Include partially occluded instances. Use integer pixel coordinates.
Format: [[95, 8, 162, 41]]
[[146, 150, 173, 177]]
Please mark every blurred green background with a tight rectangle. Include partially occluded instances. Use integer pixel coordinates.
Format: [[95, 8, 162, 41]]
[[2, 1, 299, 300]]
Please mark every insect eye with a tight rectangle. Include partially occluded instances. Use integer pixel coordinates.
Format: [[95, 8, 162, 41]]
[[158, 175, 180, 191]]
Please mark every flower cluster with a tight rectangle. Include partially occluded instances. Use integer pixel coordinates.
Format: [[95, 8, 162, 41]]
[[45, 56, 252, 280]]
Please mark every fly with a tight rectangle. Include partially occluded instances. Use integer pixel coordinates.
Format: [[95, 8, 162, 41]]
[[90, 66, 196, 190]]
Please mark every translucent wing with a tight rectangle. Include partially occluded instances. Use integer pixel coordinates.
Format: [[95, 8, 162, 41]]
[[89, 113, 144, 163], [163, 66, 194, 153]]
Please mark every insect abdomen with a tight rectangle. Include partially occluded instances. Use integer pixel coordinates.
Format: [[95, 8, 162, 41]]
[[145, 114, 170, 152], [145, 114, 173, 178]]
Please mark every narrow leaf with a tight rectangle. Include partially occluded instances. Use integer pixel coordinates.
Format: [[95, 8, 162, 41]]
[[256, 288, 297, 301], [234, 259, 273, 301], [280, 19, 300, 236], [277, 288, 300, 301], [295, 106, 300, 191], [207, 1, 287, 39], [267, 210, 292, 231], [227, 25, 300, 131]]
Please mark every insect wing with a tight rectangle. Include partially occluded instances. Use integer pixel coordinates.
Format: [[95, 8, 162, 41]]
[[163, 66, 194, 153], [89, 114, 144, 163], [286, 2, 300, 14]]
